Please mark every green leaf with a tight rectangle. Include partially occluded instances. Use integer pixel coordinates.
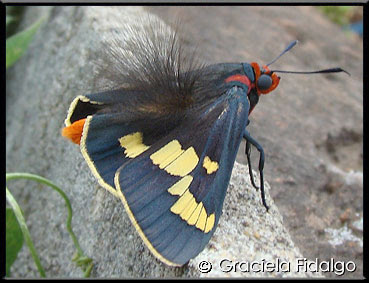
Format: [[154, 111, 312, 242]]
[[6, 15, 15, 27], [6, 173, 94, 277], [6, 187, 46, 277], [6, 208, 24, 277], [6, 17, 45, 69]]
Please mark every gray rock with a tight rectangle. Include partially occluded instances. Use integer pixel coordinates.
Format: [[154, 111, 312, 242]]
[[189, 162, 323, 278]]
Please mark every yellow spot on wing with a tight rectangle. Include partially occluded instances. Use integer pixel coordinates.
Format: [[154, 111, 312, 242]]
[[150, 140, 199, 176], [203, 156, 219, 174], [180, 197, 198, 221], [204, 213, 215, 233], [119, 132, 150, 158], [154, 141, 214, 232], [167, 176, 193, 196], [170, 189, 215, 232], [164, 146, 199, 176], [195, 206, 208, 231], [170, 190, 193, 215], [188, 203, 203, 226], [150, 140, 184, 169]]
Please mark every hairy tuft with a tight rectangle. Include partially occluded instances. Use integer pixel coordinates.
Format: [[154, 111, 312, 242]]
[[93, 17, 208, 114]]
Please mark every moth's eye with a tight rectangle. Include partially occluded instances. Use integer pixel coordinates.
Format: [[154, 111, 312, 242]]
[[257, 74, 273, 91]]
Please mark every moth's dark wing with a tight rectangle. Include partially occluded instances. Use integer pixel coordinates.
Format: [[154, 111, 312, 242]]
[[78, 114, 142, 197], [65, 89, 183, 197], [64, 90, 147, 197], [114, 86, 250, 265], [64, 89, 142, 126]]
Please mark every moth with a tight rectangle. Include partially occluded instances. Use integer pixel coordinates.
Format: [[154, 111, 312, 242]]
[[62, 18, 348, 266]]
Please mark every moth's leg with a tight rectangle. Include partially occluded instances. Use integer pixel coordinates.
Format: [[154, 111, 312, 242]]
[[244, 120, 258, 189], [243, 128, 269, 211], [245, 139, 259, 190]]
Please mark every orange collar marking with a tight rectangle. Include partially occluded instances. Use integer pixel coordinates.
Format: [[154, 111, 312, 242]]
[[251, 62, 280, 95]]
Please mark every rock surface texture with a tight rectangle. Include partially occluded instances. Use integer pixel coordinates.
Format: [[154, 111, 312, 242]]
[[6, 6, 362, 278]]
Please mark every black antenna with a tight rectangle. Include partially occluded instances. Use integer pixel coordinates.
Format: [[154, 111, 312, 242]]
[[272, 67, 350, 76], [266, 40, 298, 67], [266, 40, 350, 76]]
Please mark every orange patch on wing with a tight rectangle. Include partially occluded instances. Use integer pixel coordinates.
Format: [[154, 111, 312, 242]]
[[61, 118, 86, 145]]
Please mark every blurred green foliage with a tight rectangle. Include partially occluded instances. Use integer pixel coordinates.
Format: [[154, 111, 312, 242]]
[[6, 208, 24, 277], [6, 17, 44, 69], [317, 6, 358, 26], [6, 15, 15, 26], [6, 173, 93, 278]]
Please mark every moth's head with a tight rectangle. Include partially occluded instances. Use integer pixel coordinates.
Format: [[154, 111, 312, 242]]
[[242, 40, 350, 116], [250, 62, 280, 95], [249, 40, 350, 97]]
